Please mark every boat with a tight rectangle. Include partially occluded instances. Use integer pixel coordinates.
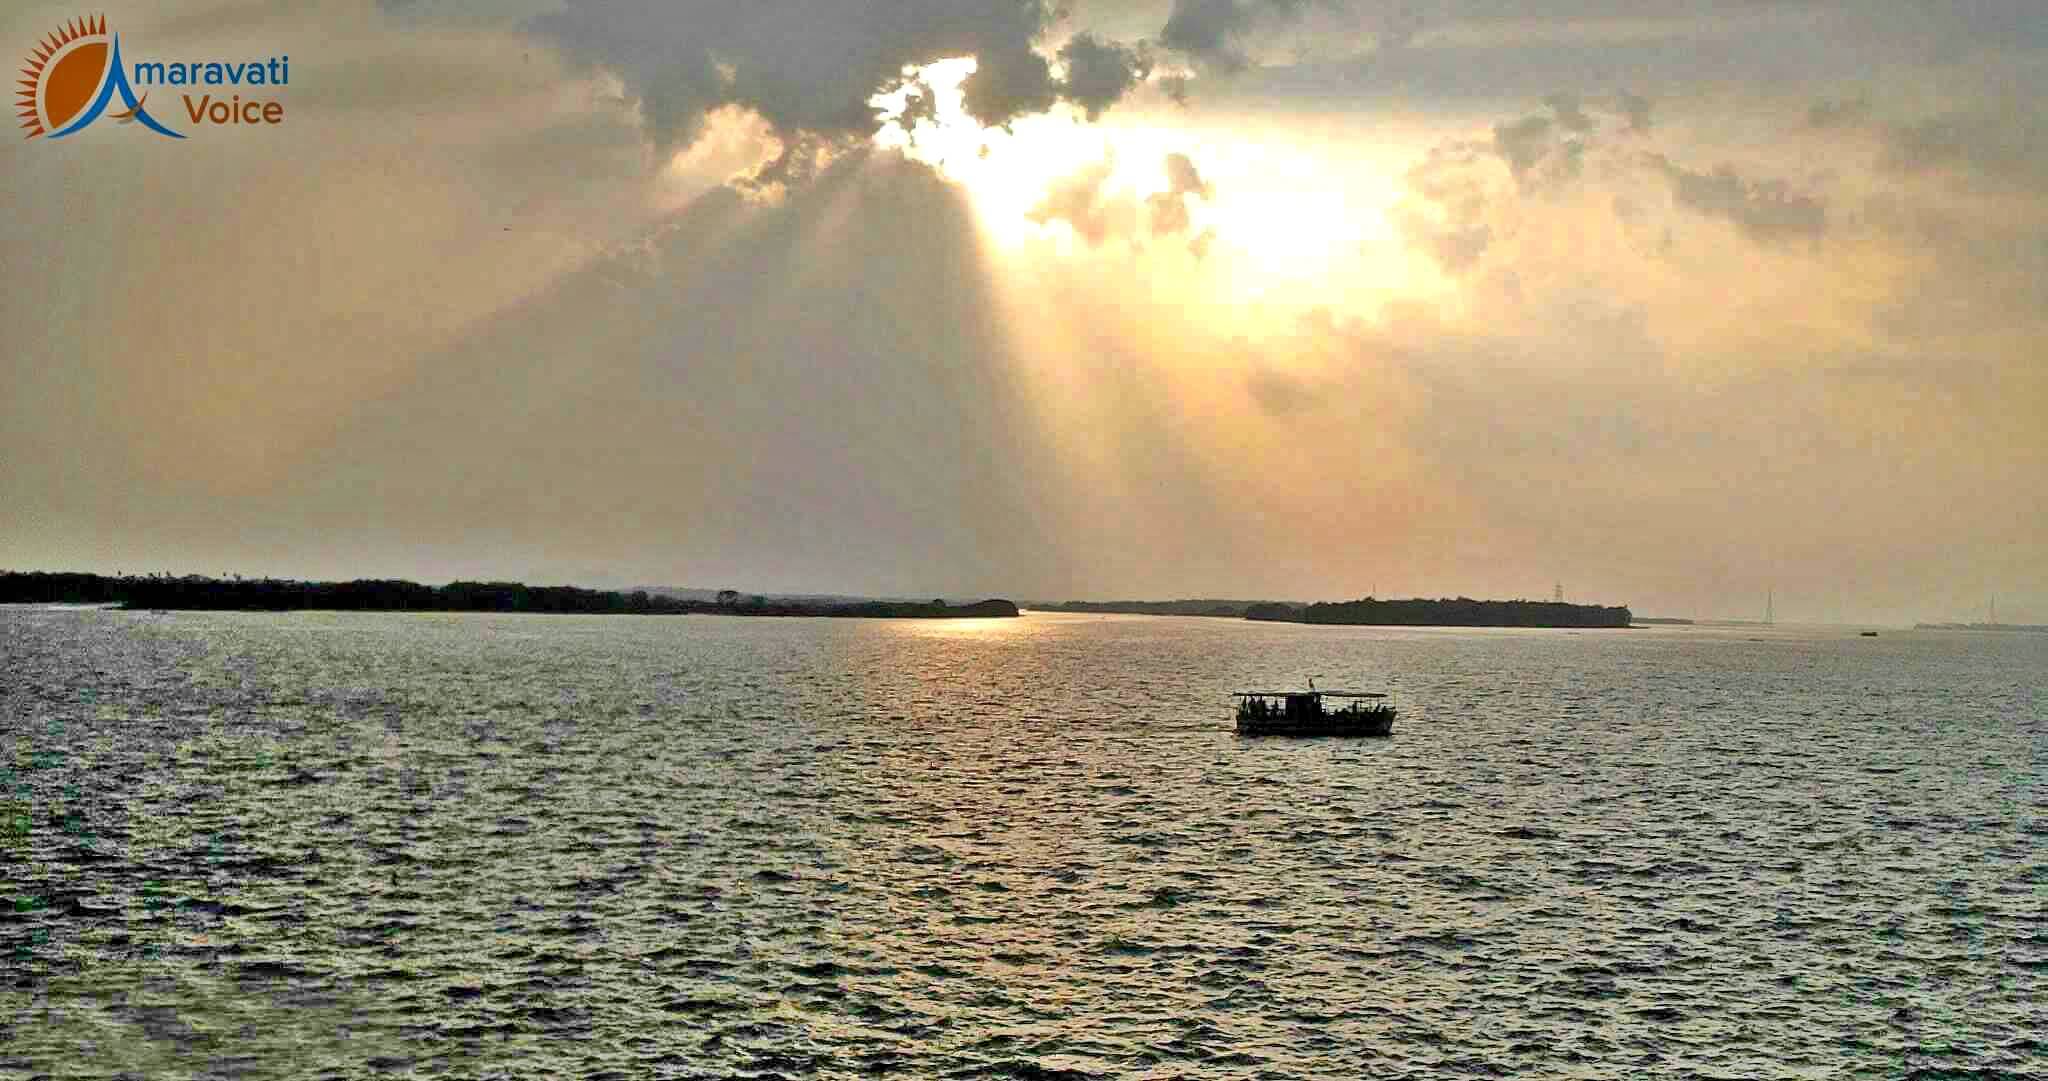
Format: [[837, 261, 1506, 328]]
[[1232, 688, 1396, 737]]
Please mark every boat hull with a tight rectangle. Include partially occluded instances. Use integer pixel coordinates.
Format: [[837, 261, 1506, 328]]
[[1236, 710, 1396, 738]]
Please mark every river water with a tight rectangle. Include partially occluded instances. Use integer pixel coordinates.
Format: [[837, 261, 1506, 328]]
[[2, 607, 2042, 1079]]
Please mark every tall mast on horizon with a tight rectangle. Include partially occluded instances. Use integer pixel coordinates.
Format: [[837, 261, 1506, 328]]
[[1766, 588, 1774, 625]]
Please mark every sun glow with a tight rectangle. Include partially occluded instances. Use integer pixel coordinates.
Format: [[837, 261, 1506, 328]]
[[868, 58, 1431, 320], [869, 57, 1114, 247]]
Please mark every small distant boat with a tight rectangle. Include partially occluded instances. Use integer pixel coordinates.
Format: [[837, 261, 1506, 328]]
[[1860, 631, 1879, 637], [1232, 688, 1396, 737]]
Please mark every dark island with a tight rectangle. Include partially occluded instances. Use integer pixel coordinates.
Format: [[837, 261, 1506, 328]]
[[1245, 596, 1632, 628], [0, 572, 1018, 619]]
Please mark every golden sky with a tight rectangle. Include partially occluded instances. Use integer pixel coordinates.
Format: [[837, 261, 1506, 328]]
[[2, 1, 2043, 622]]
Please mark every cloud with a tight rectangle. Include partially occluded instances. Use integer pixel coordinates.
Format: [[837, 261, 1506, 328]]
[[1879, 107, 2048, 188], [1414, 94, 1832, 262], [1159, 0, 1254, 67], [530, 0, 1158, 155], [1146, 151, 1213, 235], [1246, 363, 1322, 416], [1544, 92, 1594, 133], [1841, 95, 2048, 350], [1164, 151, 1214, 199], [1483, 92, 1643, 191], [1159, 0, 1321, 71], [1649, 156, 1826, 243], [1493, 114, 1555, 178], [960, 35, 1061, 128], [1059, 32, 1154, 121], [1027, 157, 1139, 245], [1184, 0, 2048, 124], [1394, 208, 1493, 272], [1617, 90, 1653, 133], [1148, 192, 1193, 236], [1390, 140, 1498, 273], [1807, 95, 1871, 129]]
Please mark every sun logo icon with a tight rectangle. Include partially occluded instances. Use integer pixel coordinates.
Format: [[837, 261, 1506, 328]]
[[17, 14, 181, 139]]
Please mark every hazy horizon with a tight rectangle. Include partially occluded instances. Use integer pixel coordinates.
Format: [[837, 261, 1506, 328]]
[[0, 565, 2016, 626], [6, 1, 2044, 626]]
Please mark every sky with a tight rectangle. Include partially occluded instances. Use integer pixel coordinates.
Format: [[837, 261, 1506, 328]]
[[2, 0, 2043, 623]]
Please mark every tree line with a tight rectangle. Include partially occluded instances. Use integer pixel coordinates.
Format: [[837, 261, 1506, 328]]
[[0, 572, 1016, 619], [1246, 597, 1632, 628]]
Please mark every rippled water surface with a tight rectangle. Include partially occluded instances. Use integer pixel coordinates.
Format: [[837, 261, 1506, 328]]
[[3, 608, 2043, 1079]]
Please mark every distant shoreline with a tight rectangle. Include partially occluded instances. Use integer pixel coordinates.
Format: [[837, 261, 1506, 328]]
[[1036, 596, 1633, 628], [0, 572, 1018, 619], [1032, 599, 1274, 618]]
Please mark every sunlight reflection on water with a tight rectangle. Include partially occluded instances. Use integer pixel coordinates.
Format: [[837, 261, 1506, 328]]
[[2, 609, 2043, 1078]]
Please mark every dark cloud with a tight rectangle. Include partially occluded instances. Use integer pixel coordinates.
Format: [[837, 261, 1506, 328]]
[[530, 0, 1156, 155], [1493, 114, 1554, 178], [511, 0, 2048, 155], [961, 38, 1061, 128], [897, 80, 941, 132], [1059, 32, 1154, 120], [1490, 93, 1611, 184], [1160, 0, 1250, 65], [1159, 0, 1320, 70], [1491, 107, 1586, 191], [1649, 156, 1826, 243], [1485, 94, 1605, 183]]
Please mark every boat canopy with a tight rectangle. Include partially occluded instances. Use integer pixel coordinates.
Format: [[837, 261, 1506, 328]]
[[1231, 690, 1387, 698]]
